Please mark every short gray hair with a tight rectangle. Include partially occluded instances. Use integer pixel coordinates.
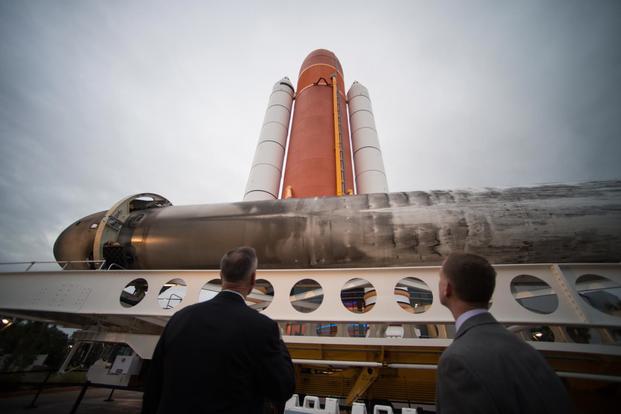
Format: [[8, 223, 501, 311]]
[[220, 246, 257, 283]]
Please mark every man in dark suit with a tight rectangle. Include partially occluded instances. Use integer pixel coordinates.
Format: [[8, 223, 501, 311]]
[[436, 253, 572, 414], [142, 246, 295, 414]]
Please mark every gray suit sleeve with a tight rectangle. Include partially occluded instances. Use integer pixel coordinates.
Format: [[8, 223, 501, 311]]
[[436, 353, 499, 414]]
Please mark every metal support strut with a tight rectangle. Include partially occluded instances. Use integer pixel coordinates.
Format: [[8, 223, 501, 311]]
[[346, 367, 381, 405], [331, 74, 346, 196]]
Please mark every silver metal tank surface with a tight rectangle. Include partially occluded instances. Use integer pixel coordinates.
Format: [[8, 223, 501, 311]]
[[55, 181, 621, 269]]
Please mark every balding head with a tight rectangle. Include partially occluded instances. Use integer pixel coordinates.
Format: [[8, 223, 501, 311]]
[[220, 246, 258, 284]]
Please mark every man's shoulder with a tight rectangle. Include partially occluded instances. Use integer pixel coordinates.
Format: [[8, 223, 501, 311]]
[[178, 299, 217, 314], [439, 337, 469, 365], [442, 320, 547, 370], [244, 305, 278, 327], [167, 295, 277, 328], [164, 301, 209, 324], [443, 321, 512, 358], [167, 295, 235, 319]]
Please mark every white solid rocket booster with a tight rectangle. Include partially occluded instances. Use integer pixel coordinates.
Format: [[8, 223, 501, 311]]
[[347, 81, 388, 194], [244, 78, 295, 201]]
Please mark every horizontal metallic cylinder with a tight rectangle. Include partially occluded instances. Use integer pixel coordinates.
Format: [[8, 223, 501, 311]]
[[55, 180, 621, 270]]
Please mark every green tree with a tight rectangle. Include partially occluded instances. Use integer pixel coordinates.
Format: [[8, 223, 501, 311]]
[[0, 320, 68, 371]]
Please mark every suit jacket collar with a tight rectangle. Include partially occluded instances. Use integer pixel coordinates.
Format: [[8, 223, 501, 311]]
[[454, 311, 498, 340], [216, 290, 246, 305]]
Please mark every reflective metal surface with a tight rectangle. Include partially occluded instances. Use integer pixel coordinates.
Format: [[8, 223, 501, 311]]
[[54, 180, 621, 269]]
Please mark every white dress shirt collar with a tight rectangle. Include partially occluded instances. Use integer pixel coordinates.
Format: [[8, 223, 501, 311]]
[[455, 308, 489, 333]]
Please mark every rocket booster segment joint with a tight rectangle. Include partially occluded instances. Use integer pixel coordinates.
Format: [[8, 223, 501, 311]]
[[54, 181, 621, 270], [279, 77, 294, 94], [347, 81, 388, 194], [244, 77, 295, 202], [92, 193, 172, 266]]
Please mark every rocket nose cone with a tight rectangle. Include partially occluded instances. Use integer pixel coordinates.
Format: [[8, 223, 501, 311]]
[[300, 49, 343, 75], [275, 77, 294, 91], [347, 81, 369, 99], [53, 210, 106, 269]]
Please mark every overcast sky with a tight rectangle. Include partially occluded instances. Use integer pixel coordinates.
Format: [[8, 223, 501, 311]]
[[1, 0, 620, 262]]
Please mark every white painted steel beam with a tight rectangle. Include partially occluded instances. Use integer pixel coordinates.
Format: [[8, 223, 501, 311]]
[[0, 264, 619, 326], [0, 263, 620, 360]]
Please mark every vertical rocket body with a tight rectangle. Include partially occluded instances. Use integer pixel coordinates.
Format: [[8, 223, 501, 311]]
[[245, 49, 388, 201], [282, 50, 355, 198], [348, 82, 388, 194], [244, 78, 294, 201]]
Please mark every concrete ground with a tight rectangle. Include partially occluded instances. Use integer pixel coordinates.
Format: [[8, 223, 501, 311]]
[[0, 387, 142, 414]]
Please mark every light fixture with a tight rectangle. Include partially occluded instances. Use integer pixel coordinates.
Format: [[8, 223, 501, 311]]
[[534, 332, 543, 338], [1, 318, 9, 325]]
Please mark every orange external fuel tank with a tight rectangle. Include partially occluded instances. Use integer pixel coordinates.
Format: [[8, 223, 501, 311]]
[[281, 49, 355, 198]]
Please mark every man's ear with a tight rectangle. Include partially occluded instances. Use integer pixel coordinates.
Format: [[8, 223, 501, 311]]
[[250, 271, 256, 286], [444, 279, 453, 299]]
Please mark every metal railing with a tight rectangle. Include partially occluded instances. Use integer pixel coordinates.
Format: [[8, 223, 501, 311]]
[[0, 260, 106, 272]]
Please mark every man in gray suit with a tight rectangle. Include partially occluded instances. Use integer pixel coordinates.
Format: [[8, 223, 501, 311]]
[[436, 253, 572, 413]]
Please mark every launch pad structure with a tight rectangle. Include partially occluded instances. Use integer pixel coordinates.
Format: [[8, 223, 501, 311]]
[[1, 49, 621, 411]]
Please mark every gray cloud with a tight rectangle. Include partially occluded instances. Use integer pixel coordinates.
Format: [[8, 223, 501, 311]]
[[1, 0, 620, 262]]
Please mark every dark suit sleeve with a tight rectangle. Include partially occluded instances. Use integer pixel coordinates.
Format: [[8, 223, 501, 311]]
[[256, 320, 296, 403], [141, 328, 166, 414], [436, 353, 499, 414]]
